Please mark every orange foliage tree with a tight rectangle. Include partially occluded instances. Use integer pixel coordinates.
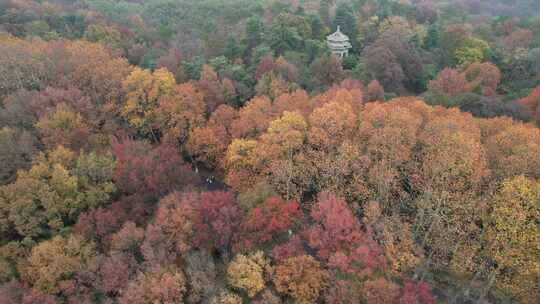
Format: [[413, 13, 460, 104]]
[[273, 255, 329, 304], [519, 86, 540, 124]]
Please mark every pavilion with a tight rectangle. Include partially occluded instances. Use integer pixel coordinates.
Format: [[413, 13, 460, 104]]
[[326, 26, 352, 58]]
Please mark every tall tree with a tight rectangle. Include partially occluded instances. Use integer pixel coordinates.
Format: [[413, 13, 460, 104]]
[[484, 176, 540, 303], [121, 68, 176, 139]]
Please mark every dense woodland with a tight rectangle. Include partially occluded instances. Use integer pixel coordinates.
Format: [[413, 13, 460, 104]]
[[0, 0, 539, 303]]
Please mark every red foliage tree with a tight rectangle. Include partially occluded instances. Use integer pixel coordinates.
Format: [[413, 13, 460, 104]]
[[463, 62, 501, 96], [198, 65, 226, 113], [304, 193, 365, 260], [273, 90, 312, 118], [520, 86, 540, 124], [236, 197, 304, 251], [156, 48, 186, 83], [74, 207, 124, 247], [192, 191, 242, 253], [255, 55, 276, 80], [499, 29, 533, 54], [400, 279, 437, 304], [271, 234, 306, 262], [89, 254, 138, 297], [366, 80, 385, 102], [428, 68, 469, 97], [0, 281, 57, 304], [187, 104, 237, 169], [304, 193, 387, 278], [141, 192, 198, 265], [112, 139, 196, 203]]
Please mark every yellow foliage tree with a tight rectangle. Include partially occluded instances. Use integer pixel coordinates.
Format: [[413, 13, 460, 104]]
[[257, 111, 308, 163], [210, 291, 243, 304], [22, 234, 95, 294], [485, 176, 540, 303], [227, 251, 271, 297], [308, 101, 357, 150], [121, 67, 175, 137], [35, 103, 90, 151]]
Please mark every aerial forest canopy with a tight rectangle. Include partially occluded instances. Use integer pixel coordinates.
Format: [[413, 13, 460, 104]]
[[0, 0, 539, 303]]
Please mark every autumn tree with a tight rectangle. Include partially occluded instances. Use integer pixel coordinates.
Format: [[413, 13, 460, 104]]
[[140, 192, 197, 265], [498, 28, 533, 56], [358, 99, 425, 207], [255, 72, 291, 100], [257, 111, 308, 163], [519, 86, 540, 124], [418, 112, 488, 193], [0, 280, 57, 304], [366, 80, 385, 102], [324, 278, 362, 304], [87, 253, 139, 298], [256, 111, 309, 199], [438, 24, 472, 65], [230, 96, 276, 139], [427, 68, 469, 98], [484, 176, 540, 303], [414, 112, 489, 272], [485, 123, 540, 180], [308, 100, 357, 150], [112, 139, 196, 203], [83, 24, 122, 50], [0, 36, 132, 106], [304, 193, 388, 280], [210, 290, 243, 304], [224, 138, 260, 190], [8, 87, 97, 132], [22, 234, 95, 294], [0, 34, 48, 97], [462, 62, 501, 96], [121, 67, 175, 138], [153, 82, 206, 145], [454, 36, 491, 67], [119, 267, 187, 304], [0, 147, 116, 242], [62, 40, 133, 106], [363, 30, 425, 93], [35, 103, 91, 151], [187, 125, 230, 170], [255, 55, 277, 81], [308, 54, 345, 91], [400, 279, 437, 304], [304, 193, 364, 260], [253, 289, 282, 304], [362, 45, 406, 93], [272, 90, 312, 118], [156, 48, 187, 83], [192, 191, 242, 255], [361, 278, 400, 304], [227, 251, 271, 297], [198, 64, 227, 113], [187, 104, 237, 169], [236, 197, 304, 251], [74, 207, 124, 249], [0, 127, 38, 185], [184, 250, 218, 303], [363, 201, 424, 276], [273, 255, 329, 304], [109, 221, 145, 256]]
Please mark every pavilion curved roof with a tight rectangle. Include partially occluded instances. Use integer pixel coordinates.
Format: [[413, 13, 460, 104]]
[[326, 26, 350, 42]]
